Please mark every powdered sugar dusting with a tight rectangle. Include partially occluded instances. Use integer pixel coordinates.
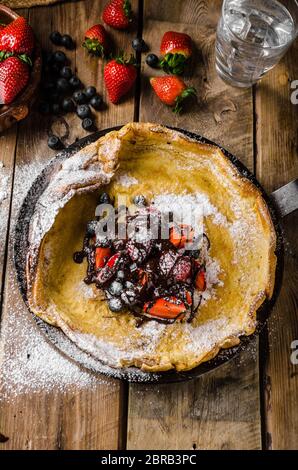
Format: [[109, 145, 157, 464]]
[[0, 162, 9, 204], [0, 157, 116, 402], [115, 173, 139, 187], [153, 193, 228, 227]]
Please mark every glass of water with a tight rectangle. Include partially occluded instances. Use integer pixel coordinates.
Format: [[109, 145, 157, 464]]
[[215, 0, 298, 87]]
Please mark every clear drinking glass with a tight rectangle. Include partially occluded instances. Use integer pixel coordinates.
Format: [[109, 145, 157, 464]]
[[215, 0, 298, 87]]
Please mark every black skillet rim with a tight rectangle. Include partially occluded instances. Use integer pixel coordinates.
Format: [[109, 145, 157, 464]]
[[13, 125, 284, 383]]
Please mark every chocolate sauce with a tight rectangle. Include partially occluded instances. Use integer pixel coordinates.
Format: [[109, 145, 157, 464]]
[[73, 198, 210, 324]]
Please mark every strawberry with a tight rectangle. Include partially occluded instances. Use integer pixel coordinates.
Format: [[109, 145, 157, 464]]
[[102, 0, 132, 30], [95, 247, 112, 269], [160, 31, 192, 75], [104, 54, 137, 104], [150, 76, 196, 113], [0, 17, 34, 56], [195, 268, 206, 291], [82, 24, 109, 57], [0, 56, 29, 104], [143, 297, 186, 321]]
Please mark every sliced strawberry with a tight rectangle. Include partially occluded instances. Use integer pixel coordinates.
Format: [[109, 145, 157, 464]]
[[95, 247, 111, 269], [169, 224, 194, 249], [96, 252, 121, 285], [137, 268, 148, 287], [160, 31, 192, 75], [195, 269, 206, 291], [143, 297, 186, 320]]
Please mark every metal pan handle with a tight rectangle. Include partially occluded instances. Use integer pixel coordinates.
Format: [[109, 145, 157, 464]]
[[270, 179, 298, 218]]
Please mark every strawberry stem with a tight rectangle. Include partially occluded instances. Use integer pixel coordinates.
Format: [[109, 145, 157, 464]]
[[173, 86, 197, 114], [115, 51, 136, 66], [160, 53, 187, 75], [123, 0, 132, 21], [82, 38, 104, 57]]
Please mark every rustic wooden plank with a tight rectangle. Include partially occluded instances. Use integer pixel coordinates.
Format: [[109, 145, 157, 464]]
[[0, 128, 17, 298], [127, 0, 262, 450], [0, 0, 138, 450], [255, 39, 298, 450]]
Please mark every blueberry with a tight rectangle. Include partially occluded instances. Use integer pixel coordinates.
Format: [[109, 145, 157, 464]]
[[117, 270, 125, 280], [62, 97, 75, 112], [38, 101, 50, 114], [84, 86, 97, 99], [82, 117, 95, 132], [69, 76, 82, 89], [51, 102, 61, 115], [61, 34, 75, 50], [146, 53, 159, 68], [89, 94, 103, 110], [108, 280, 123, 297], [86, 221, 97, 237], [53, 50, 67, 65], [49, 31, 62, 45], [99, 192, 111, 204], [56, 77, 70, 93], [60, 66, 72, 79], [73, 90, 87, 104], [125, 281, 134, 289], [76, 104, 91, 119], [132, 38, 148, 52], [108, 297, 123, 312], [133, 195, 147, 206], [47, 135, 63, 150]]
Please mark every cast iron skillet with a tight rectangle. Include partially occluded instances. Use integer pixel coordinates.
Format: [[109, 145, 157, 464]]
[[14, 125, 285, 383]]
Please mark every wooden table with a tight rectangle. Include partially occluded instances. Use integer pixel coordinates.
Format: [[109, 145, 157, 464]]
[[0, 0, 297, 450]]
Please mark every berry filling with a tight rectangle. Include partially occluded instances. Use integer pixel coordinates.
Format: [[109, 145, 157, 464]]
[[73, 194, 210, 324]]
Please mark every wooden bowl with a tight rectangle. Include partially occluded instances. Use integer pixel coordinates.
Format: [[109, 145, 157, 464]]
[[0, 5, 42, 133]]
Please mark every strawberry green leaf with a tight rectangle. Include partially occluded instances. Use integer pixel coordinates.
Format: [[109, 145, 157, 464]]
[[160, 53, 187, 75], [82, 38, 104, 57], [123, 0, 132, 20], [173, 87, 197, 114], [18, 54, 32, 66]]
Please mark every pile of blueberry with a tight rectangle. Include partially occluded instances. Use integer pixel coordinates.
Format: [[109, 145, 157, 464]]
[[39, 32, 104, 150], [74, 193, 208, 323]]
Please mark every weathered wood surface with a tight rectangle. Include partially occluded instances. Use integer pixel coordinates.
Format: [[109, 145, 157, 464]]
[[0, 0, 297, 450], [0, 0, 138, 450], [255, 37, 298, 450], [127, 0, 261, 451]]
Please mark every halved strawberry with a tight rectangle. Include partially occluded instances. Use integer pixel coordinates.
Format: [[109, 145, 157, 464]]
[[102, 0, 132, 30], [160, 31, 192, 75], [95, 247, 112, 269], [169, 224, 194, 249], [143, 297, 186, 320], [82, 24, 109, 57], [150, 76, 196, 113], [195, 268, 206, 291]]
